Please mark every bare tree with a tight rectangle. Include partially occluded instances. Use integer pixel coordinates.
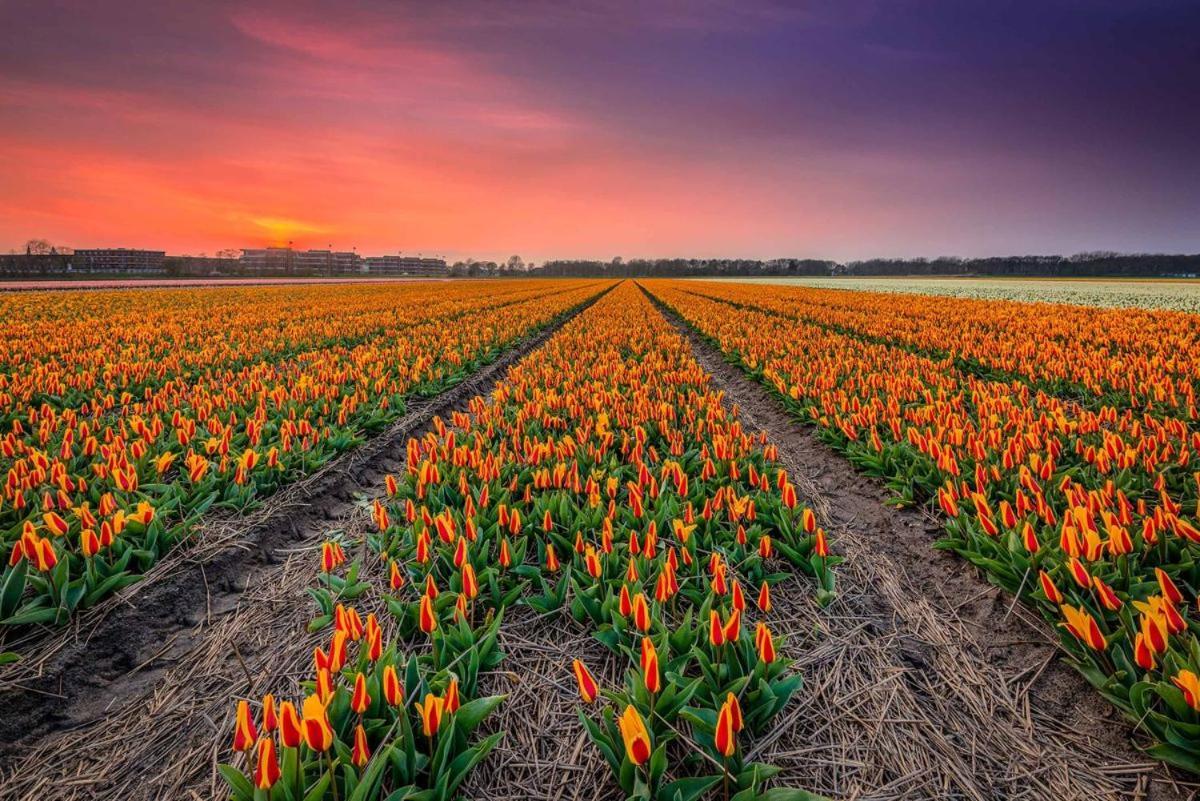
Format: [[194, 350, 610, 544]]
[[24, 238, 53, 255]]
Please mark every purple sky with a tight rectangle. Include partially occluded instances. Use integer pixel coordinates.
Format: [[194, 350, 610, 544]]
[[1, 0, 1197, 261]]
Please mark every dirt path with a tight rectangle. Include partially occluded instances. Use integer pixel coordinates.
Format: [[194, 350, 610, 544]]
[[459, 605, 623, 801], [641, 285, 1198, 801], [0, 292, 606, 801]]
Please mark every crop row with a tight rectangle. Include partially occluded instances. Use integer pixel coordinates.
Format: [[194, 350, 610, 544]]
[[675, 281, 1199, 421], [0, 280, 605, 633], [645, 279, 1200, 773], [221, 282, 835, 800]]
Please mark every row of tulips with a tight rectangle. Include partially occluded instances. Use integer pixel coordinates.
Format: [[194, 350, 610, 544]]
[[220, 539, 510, 801], [645, 279, 1200, 773], [672, 281, 1199, 421], [0, 281, 605, 635], [224, 282, 835, 800], [370, 283, 834, 800]]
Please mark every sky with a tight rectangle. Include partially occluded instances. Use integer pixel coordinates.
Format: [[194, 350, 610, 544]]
[[1, 0, 1198, 263]]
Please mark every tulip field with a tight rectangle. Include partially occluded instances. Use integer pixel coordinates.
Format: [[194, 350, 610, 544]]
[[646, 279, 1200, 774], [0, 280, 601, 632], [710, 276, 1200, 312], [217, 282, 835, 801], [3, 276, 1200, 800]]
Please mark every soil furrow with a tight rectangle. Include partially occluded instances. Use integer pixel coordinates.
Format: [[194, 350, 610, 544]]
[[460, 605, 623, 801], [0, 288, 609, 799], [641, 283, 1197, 801]]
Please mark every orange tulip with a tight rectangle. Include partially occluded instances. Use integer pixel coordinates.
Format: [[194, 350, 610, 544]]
[[1067, 557, 1091, 588], [30, 535, 56, 571], [723, 609, 741, 643], [1092, 576, 1122, 612], [725, 692, 743, 732], [572, 658, 599, 703], [416, 693, 445, 737], [253, 737, 281, 790], [585, 546, 602, 579], [714, 698, 737, 757], [419, 593, 438, 634], [232, 699, 257, 752], [261, 694, 277, 732], [1038, 570, 1063, 604], [709, 609, 725, 647], [327, 630, 348, 672], [279, 700, 302, 748], [754, 621, 776, 664], [756, 581, 771, 612], [617, 705, 652, 766], [365, 614, 382, 661], [618, 584, 633, 617], [1156, 568, 1184, 606], [1061, 605, 1106, 651], [301, 694, 334, 752], [351, 672, 372, 714], [640, 637, 660, 694], [43, 511, 69, 537], [320, 541, 344, 572], [813, 527, 830, 557], [383, 664, 404, 706], [1172, 670, 1200, 712], [461, 562, 479, 599], [758, 534, 772, 558], [632, 592, 651, 631], [1133, 632, 1156, 671], [352, 723, 371, 767], [781, 483, 797, 510], [80, 528, 100, 557]]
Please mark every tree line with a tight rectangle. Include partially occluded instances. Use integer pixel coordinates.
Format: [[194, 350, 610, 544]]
[[531, 253, 1200, 278]]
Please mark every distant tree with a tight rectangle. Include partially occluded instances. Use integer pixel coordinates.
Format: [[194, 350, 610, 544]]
[[24, 238, 53, 255], [216, 248, 240, 259], [506, 254, 525, 273]]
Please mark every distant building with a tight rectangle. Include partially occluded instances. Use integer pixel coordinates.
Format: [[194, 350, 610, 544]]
[[363, 255, 448, 276], [164, 255, 239, 276], [241, 247, 363, 274], [295, 249, 363, 274], [74, 248, 165, 273], [0, 252, 74, 276], [241, 247, 295, 273]]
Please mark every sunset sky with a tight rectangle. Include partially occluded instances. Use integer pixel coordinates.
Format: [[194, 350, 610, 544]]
[[1, 0, 1198, 263]]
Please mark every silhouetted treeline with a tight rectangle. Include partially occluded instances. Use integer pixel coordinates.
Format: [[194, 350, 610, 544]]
[[531, 253, 1200, 278], [532, 258, 835, 277]]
